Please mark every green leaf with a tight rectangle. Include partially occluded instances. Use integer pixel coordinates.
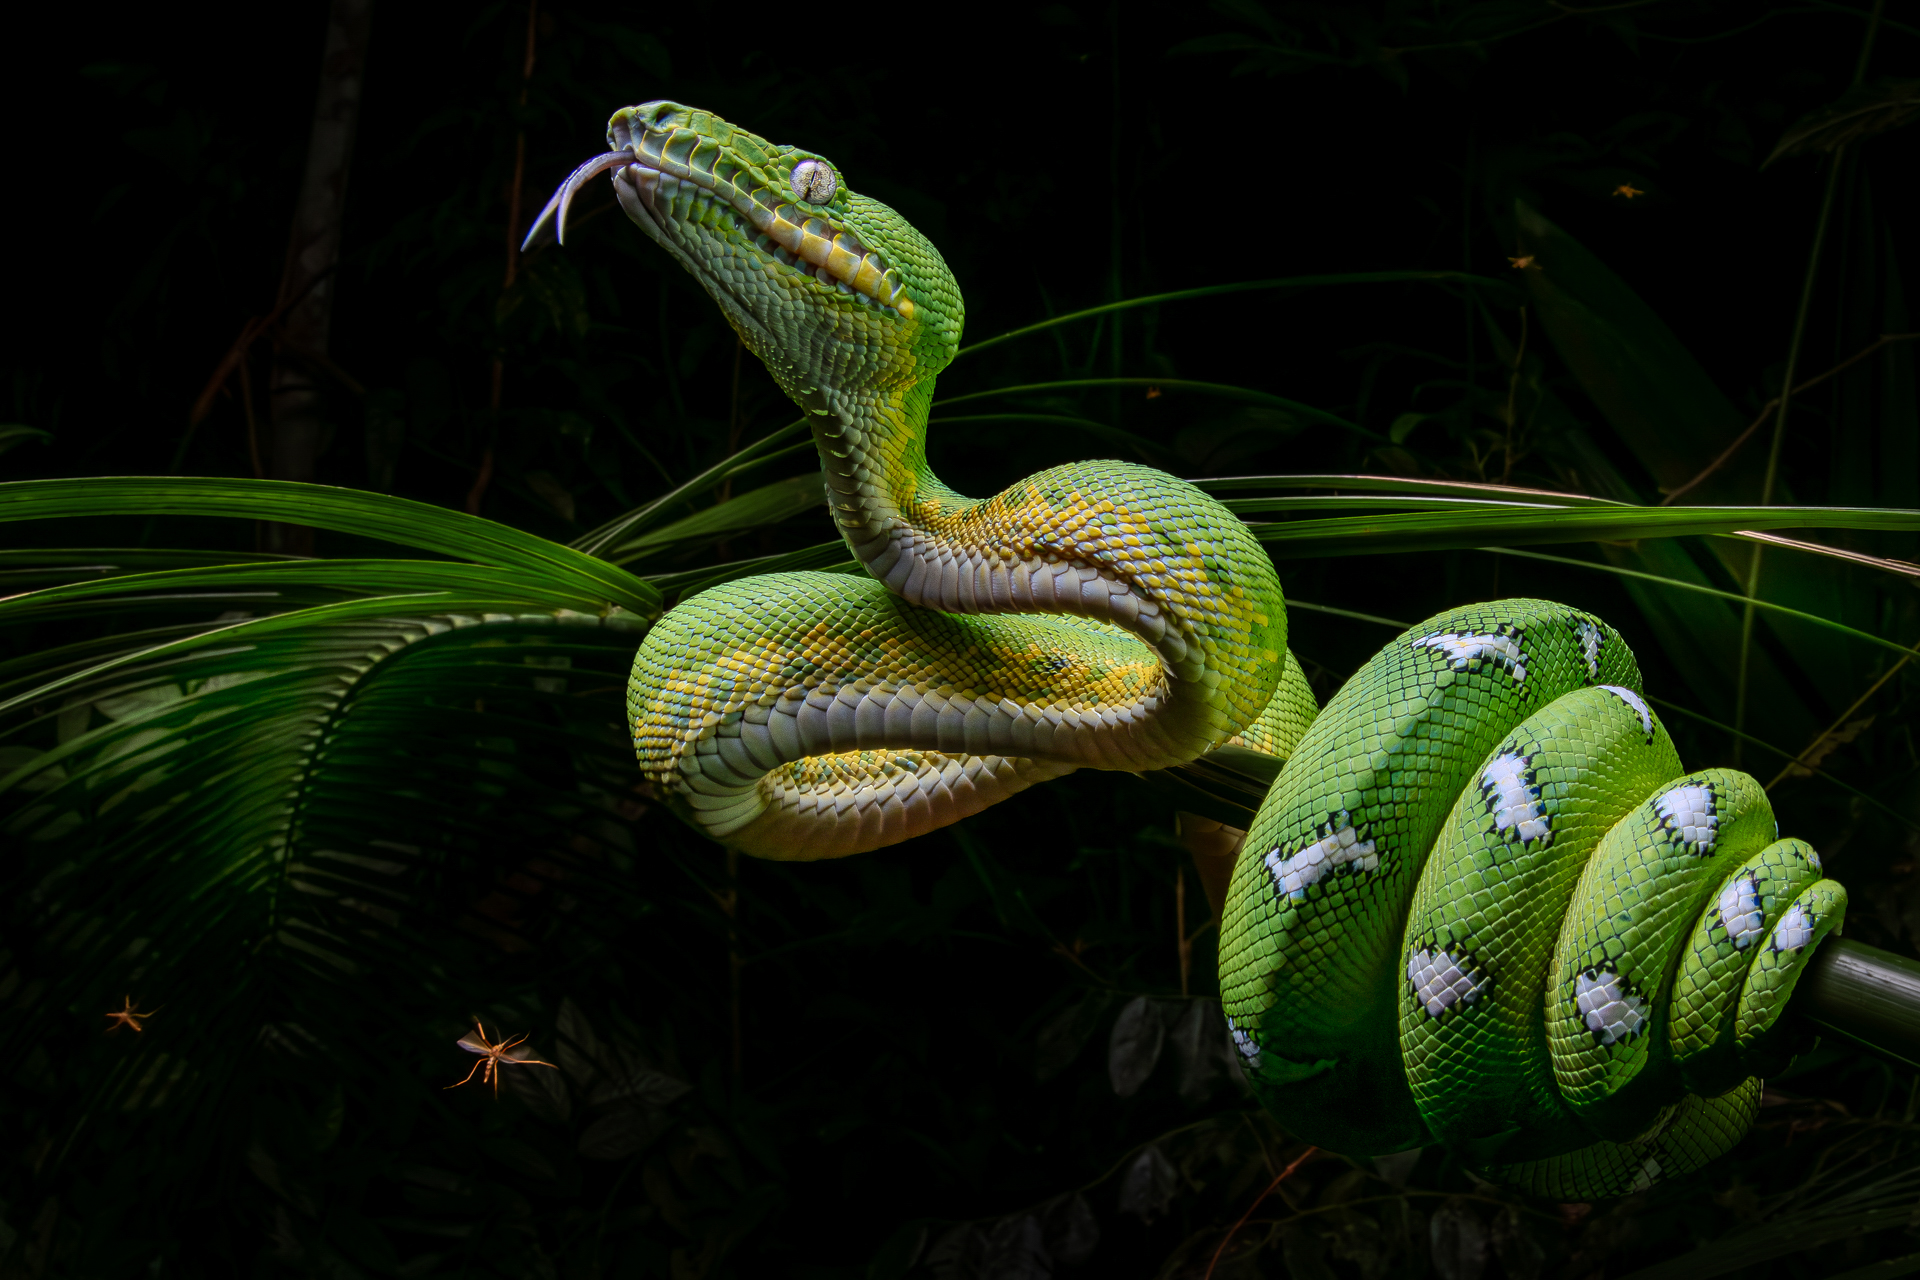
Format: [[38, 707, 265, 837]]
[[1192, 472, 1625, 506], [571, 418, 809, 558], [0, 423, 52, 458], [0, 559, 616, 623], [932, 379, 1377, 440], [1764, 78, 1920, 166], [601, 470, 828, 565], [953, 271, 1519, 360], [1513, 200, 1758, 502], [1224, 494, 1572, 516], [643, 539, 861, 603], [1249, 502, 1920, 557], [0, 586, 646, 718], [1, 607, 643, 1132], [929, 413, 1176, 465], [0, 477, 660, 616]]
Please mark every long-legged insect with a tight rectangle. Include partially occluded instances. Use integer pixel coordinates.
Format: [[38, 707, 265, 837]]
[[104, 996, 156, 1033], [445, 1022, 557, 1097]]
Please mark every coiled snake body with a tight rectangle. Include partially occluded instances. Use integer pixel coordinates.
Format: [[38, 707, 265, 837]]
[[533, 103, 1847, 1198]]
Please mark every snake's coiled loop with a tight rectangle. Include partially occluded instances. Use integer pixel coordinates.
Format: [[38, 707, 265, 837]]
[[588, 101, 1302, 859], [1219, 600, 1847, 1199]]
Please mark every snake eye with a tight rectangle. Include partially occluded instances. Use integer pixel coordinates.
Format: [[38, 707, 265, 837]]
[[790, 159, 837, 204]]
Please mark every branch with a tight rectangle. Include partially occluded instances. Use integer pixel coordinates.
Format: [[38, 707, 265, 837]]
[[1661, 332, 1920, 506]]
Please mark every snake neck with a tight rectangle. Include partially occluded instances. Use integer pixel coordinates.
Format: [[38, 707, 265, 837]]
[[810, 374, 1286, 734], [577, 99, 1288, 769]]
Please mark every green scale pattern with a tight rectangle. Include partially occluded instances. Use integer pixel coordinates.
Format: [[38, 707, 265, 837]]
[[1486, 1080, 1763, 1199], [1671, 838, 1826, 1094], [1399, 685, 1684, 1161], [1546, 769, 1777, 1141], [1218, 602, 1848, 1198], [1218, 600, 1639, 1158], [1735, 875, 1848, 1064], [1227, 654, 1318, 757]]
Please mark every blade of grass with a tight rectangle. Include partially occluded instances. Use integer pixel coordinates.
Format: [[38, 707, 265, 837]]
[[0, 592, 643, 718], [0, 478, 658, 614], [1251, 503, 1920, 558], [0, 559, 613, 621], [1737, 530, 1920, 580], [1226, 495, 1569, 515], [643, 540, 860, 602], [1481, 546, 1920, 663], [570, 416, 808, 558], [928, 413, 1175, 463], [932, 380, 1377, 440], [1642, 693, 1914, 830], [1286, 599, 1412, 630], [1194, 473, 1627, 505], [954, 271, 1519, 360], [599, 471, 827, 566]]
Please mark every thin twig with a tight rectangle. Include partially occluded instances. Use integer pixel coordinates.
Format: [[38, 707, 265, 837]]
[[1767, 655, 1912, 789], [185, 264, 336, 430], [237, 351, 262, 481], [1660, 332, 1920, 506], [1204, 1145, 1318, 1280], [1645, 694, 1920, 832], [1176, 864, 1191, 998]]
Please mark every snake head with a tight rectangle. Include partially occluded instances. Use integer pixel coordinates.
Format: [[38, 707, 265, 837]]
[[524, 101, 964, 397]]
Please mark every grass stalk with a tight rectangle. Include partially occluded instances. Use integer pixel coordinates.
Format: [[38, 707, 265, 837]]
[[1733, 0, 1884, 761]]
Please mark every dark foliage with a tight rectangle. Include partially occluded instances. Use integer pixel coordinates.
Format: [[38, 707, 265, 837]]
[[3, 2, 1920, 1277]]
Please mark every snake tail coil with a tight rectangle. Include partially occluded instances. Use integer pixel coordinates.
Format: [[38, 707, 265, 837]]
[[1218, 600, 1847, 1198]]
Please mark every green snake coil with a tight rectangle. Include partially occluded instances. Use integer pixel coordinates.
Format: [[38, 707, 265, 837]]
[[1215, 600, 1846, 1198], [532, 103, 1846, 1199]]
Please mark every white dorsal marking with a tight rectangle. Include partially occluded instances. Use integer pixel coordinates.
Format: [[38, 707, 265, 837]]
[[1226, 1015, 1261, 1065], [1772, 902, 1814, 952], [1717, 874, 1765, 949], [1481, 752, 1550, 844], [1656, 783, 1716, 854], [1575, 969, 1646, 1046], [1599, 685, 1654, 739], [1264, 814, 1378, 902], [1406, 946, 1489, 1018], [1410, 629, 1527, 682]]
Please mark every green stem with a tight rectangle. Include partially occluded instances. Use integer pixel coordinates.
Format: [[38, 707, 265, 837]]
[[1732, 0, 1884, 762], [954, 272, 1512, 360], [1732, 154, 1844, 760]]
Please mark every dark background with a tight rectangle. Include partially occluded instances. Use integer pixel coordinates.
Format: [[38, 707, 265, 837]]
[[4, 2, 1920, 1277]]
